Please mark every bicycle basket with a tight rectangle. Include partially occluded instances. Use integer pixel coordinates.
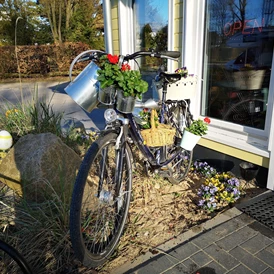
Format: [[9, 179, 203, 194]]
[[155, 75, 198, 101], [141, 109, 176, 147]]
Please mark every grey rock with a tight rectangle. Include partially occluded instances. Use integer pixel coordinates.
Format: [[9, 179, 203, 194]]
[[0, 133, 81, 202]]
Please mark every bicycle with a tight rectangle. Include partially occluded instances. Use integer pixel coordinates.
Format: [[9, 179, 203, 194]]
[[67, 49, 194, 267], [0, 239, 33, 274]]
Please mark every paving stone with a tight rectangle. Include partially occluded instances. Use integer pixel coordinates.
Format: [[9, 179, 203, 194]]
[[181, 258, 199, 273], [240, 233, 273, 254], [204, 261, 227, 274], [256, 249, 274, 268], [192, 217, 250, 249], [190, 251, 212, 267], [131, 254, 180, 274], [215, 226, 258, 251], [204, 244, 240, 270], [162, 263, 189, 274], [168, 242, 200, 260], [225, 264, 255, 274], [234, 213, 255, 226], [261, 267, 274, 274], [248, 221, 274, 240], [191, 224, 233, 249], [265, 243, 274, 255], [229, 246, 268, 273]]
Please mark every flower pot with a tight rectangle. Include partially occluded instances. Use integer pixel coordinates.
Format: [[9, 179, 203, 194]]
[[116, 90, 136, 113], [180, 130, 201, 151], [98, 85, 116, 105], [239, 162, 259, 181]]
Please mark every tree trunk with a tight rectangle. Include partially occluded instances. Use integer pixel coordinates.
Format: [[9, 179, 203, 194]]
[[58, 1, 62, 43]]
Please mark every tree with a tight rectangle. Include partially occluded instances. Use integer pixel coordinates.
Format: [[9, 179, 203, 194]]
[[37, 0, 104, 47], [0, 0, 52, 45], [65, 0, 104, 48], [37, 0, 64, 44], [228, 0, 247, 25]]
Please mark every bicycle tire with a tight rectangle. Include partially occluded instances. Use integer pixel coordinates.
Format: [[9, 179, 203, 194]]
[[223, 99, 265, 129], [163, 102, 193, 184], [0, 239, 32, 274], [70, 133, 133, 268]]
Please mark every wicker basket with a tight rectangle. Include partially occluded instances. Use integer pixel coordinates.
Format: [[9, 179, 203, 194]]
[[141, 110, 176, 147]]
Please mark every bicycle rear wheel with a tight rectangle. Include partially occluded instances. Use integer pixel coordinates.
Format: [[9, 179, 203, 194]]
[[163, 101, 193, 184], [223, 99, 265, 129], [0, 240, 32, 274], [70, 133, 132, 268]]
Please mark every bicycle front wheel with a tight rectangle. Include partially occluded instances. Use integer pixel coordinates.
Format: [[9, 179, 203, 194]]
[[70, 133, 133, 268], [0, 240, 32, 274]]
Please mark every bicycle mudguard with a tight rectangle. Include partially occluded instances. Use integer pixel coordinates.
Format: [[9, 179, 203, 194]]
[[99, 128, 120, 137]]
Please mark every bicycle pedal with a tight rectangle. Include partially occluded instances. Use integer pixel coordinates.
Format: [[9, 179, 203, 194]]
[[158, 166, 172, 178]]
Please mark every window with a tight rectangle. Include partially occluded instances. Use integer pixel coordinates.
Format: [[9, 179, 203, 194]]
[[133, 0, 168, 70], [202, 0, 274, 130]]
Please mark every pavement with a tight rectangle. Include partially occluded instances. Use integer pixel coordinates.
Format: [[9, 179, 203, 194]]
[[1, 79, 274, 274], [112, 191, 274, 274]]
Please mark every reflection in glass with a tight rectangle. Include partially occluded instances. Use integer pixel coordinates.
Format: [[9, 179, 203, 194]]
[[202, 0, 274, 130], [134, 0, 168, 70]]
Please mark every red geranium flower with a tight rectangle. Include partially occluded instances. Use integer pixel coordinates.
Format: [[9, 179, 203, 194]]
[[121, 63, 131, 71], [107, 54, 119, 64], [204, 117, 211, 124]]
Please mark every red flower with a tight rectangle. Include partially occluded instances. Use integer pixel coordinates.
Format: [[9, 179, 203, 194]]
[[204, 117, 211, 124], [107, 54, 119, 64], [121, 63, 131, 71]]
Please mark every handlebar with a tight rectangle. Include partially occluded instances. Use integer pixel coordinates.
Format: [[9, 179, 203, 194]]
[[69, 49, 181, 81], [123, 50, 181, 61], [76, 49, 180, 63]]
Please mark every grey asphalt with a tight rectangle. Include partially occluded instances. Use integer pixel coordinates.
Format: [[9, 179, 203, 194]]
[[0, 79, 106, 132]]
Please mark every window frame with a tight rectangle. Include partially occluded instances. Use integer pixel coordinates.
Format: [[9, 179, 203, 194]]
[[184, 0, 274, 158]]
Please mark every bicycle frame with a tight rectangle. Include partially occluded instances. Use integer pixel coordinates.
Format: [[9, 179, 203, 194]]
[[101, 80, 192, 170]]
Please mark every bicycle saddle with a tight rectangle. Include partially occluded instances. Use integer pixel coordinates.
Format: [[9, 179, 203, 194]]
[[160, 72, 182, 83]]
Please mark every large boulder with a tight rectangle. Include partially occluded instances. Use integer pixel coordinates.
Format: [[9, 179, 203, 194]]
[[0, 133, 81, 202]]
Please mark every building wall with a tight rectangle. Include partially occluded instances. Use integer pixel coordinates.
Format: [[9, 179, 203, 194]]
[[111, 0, 119, 54], [198, 139, 269, 168], [174, 0, 184, 53], [106, 0, 272, 188]]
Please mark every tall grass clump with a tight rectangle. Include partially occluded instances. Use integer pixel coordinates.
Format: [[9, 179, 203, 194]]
[[0, 86, 97, 272], [0, 88, 62, 141], [0, 177, 85, 273], [0, 87, 95, 155]]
